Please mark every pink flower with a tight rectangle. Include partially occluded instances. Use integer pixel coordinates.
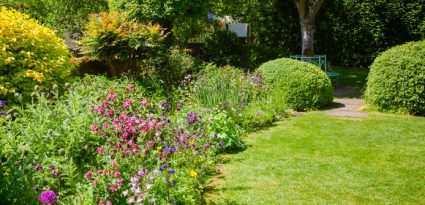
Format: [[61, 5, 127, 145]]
[[96, 105, 104, 115], [97, 147, 104, 154], [85, 171, 92, 179], [93, 179, 98, 185], [148, 141, 154, 148], [90, 125, 99, 132], [102, 122, 109, 129], [99, 201, 105, 205], [147, 114, 154, 120], [128, 84, 135, 90], [108, 109, 115, 116], [128, 140, 134, 146], [162, 151, 167, 158], [142, 99, 148, 105], [133, 149, 139, 154], [113, 119, 119, 125], [123, 99, 131, 109], [107, 92, 117, 100], [111, 160, 118, 167], [98, 169, 103, 175], [106, 200, 112, 205], [110, 185, 118, 192], [117, 178, 123, 186], [103, 101, 110, 107]]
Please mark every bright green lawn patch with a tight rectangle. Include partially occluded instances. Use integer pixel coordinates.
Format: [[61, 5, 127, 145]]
[[207, 112, 425, 204]]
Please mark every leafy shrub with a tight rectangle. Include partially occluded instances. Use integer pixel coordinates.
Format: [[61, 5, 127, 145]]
[[0, 75, 233, 204], [258, 58, 333, 111], [192, 65, 258, 111], [0, 7, 74, 103], [79, 11, 167, 76], [138, 47, 196, 87], [365, 40, 425, 115], [199, 23, 250, 70], [236, 98, 276, 132]]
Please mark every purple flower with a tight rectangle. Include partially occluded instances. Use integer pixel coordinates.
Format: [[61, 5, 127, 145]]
[[169, 170, 175, 174], [203, 143, 210, 148], [0, 101, 7, 108], [187, 112, 198, 125], [34, 165, 42, 171], [39, 190, 56, 204], [49, 165, 55, 170], [172, 180, 177, 185], [220, 141, 225, 146], [0, 112, 5, 116], [53, 171, 61, 177]]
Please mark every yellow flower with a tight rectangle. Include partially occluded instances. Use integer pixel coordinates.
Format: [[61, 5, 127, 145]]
[[194, 159, 198, 164], [189, 170, 197, 177]]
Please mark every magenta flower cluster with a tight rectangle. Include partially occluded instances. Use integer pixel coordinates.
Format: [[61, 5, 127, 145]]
[[39, 190, 56, 204], [82, 84, 223, 204]]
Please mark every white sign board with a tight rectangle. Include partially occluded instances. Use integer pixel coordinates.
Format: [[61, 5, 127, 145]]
[[227, 23, 249, 37]]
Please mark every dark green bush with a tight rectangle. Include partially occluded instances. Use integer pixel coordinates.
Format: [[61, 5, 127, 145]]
[[365, 40, 425, 115], [258, 58, 333, 111]]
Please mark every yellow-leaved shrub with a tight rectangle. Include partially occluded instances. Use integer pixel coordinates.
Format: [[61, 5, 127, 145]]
[[0, 7, 74, 103]]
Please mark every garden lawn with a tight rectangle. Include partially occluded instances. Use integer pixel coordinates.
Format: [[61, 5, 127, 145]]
[[207, 112, 425, 204]]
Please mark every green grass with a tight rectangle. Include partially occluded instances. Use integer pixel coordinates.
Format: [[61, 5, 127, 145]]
[[206, 112, 425, 204]]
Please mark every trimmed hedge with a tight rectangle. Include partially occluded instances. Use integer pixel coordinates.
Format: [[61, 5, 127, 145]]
[[258, 58, 333, 111], [365, 40, 425, 115]]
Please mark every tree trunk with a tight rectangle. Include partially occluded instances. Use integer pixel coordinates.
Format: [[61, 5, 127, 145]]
[[294, 0, 325, 56], [300, 17, 315, 56]]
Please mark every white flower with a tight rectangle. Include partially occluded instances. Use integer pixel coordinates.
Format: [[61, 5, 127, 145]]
[[146, 184, 153, 190], [123, 190, 129, 196], [128, 197, 135, 204]]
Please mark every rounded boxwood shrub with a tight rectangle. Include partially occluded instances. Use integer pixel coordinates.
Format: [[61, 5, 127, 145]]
[[0, 7, 74, 103], [257, 58, 333, 111], [365, 40, 425, 115]]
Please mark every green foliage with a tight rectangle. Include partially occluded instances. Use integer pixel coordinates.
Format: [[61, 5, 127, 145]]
[[211, 0, 299, 67], [199, 23, 251, 69], [1, 0, 108, 36], [107, 0, 208, 24], [205, 110, 245, 151], [0, 7, 75, 103], [316, 0, 425, 66], [365, 40, 425, 115], [192, 65, 257, 111], [0, 84, 96, 203], [236, 99, 276, 132], [79, 11, 167, 76], [138, 47, 196, 87], [258, 58, 333, 111]]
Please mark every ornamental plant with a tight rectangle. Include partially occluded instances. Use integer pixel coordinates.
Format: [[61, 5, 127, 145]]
[[258, 58, 333, 111], [365, 40, 425, 115], [79, 11, 167, 76], [0, 7, 74, 103]]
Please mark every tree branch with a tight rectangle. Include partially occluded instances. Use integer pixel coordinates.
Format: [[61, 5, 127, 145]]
[[310, 0, 325, 17]]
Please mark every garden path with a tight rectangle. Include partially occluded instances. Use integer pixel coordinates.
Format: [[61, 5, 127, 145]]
[[326, 98, 368, 119]]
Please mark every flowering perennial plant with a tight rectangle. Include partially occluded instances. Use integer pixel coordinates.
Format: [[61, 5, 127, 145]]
[[83, 84, 223, 204]]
